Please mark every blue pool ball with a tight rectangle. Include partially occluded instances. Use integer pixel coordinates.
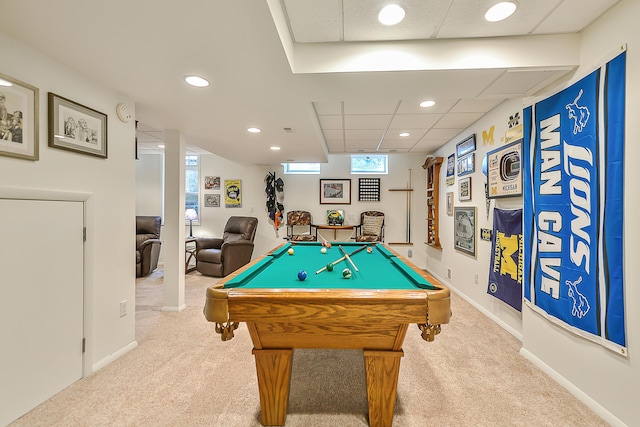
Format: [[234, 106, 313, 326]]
[[297, 270, 308, 281]]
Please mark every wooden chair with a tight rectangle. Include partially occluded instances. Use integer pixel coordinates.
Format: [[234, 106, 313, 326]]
[[355, 211, 385, 242], [286, 210, 316, 241]]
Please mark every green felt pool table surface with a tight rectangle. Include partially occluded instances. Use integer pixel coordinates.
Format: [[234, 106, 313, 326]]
[[224, 241, 436, 290]]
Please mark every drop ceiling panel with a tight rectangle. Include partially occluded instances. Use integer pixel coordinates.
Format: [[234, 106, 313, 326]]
[[423, 128, 466, 140], [450, 98, 504, 113], [326, 139, 345, 151], [284, 0, 343, 42], [313, 101, 342, 115], [436, 0, 561, 38], [318, 115, 343, 129], [345, 129, 386, 140], [345, 140, 382, 150], [481, 69, 571, 97], [343, 0, 444, 41], [343, 100, 400, 114], [532, 0, 621, 34], [390, 114, 440, 129], [322, 129, 344, 140], [344, 115, 391, 129], [396, 99, 457, 114], [434, 112, 484, 128], [411, 139, 449, 153]]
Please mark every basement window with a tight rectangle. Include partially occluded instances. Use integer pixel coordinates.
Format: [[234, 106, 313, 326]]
[[351, 155, 388, 174], [283, 163, 321, 174]]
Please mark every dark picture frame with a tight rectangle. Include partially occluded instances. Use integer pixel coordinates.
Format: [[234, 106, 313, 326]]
[[0, 73, 39, 161], [457, 152, 475, 176], [456, 133, 476, 157], [459, 176, 471, 201], [320, 179, 351, 204], [487, 139, 523, 198], [454, 206, 477, 257], [48, 92, 107, 158]]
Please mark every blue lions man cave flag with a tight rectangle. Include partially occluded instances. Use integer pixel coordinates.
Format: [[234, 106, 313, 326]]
[[488, 209, 523, 311], [523, 49, 626, 355]]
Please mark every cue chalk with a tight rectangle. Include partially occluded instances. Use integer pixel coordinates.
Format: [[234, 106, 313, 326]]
[[339, 245, 359, 272]]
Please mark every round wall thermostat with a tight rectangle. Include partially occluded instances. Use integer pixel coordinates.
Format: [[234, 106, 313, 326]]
[[116, 103, 132, 123]]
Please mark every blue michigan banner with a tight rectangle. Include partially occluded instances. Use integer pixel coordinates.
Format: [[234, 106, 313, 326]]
[[523, 49, 626, 354], [488, 209, 523, 311]]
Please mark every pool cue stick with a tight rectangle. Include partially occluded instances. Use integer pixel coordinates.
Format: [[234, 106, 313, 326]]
[[315, 244, 369, 274], [407, 169, 412, 243], [339, 245, 359, 272]]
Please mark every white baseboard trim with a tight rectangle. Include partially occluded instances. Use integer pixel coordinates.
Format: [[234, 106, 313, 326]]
[[520, 348, 626, 427], [92, 340, 138, 372], [161, 304, 187, 312], [423, 267, 523, 341]]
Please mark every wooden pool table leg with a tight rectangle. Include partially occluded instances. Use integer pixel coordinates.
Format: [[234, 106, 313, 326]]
[[363, 350, 404, 427], [252, 348, 294, 426]]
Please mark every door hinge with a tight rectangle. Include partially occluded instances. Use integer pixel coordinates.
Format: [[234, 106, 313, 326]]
[[82, 338, 86, 353], [83, 227, 87, 242]]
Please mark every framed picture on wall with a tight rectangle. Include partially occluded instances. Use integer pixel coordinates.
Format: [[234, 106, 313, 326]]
[[454, 206, 476, 257], [446, 192, 454, 216], [0, 72, 39, 161], [48, 92, 108, 158], [456, 134, 476, 157], [205, 194, 220, 207], [487, 139, 523, 198], [459, 176, 471, 201], [320, 179, 351, 204]]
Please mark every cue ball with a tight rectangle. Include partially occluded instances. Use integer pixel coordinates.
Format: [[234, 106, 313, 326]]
[[320, 247, 327, 254], [297, 270, 307, 281], [326, 263, 334, 272], [288, 248, 294, 255], [342, 268, 352, 279], [366, 247, 373, 253]]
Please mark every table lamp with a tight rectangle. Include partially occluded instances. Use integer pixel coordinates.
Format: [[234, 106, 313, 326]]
[[185, 208, 198, 238]]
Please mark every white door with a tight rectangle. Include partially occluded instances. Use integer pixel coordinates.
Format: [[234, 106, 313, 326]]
[[0, 199, 84, 425]]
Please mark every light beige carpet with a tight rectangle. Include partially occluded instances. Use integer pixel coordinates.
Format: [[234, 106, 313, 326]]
[[10, 269, 607, 426]]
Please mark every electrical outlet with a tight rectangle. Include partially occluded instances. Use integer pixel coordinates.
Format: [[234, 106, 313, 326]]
[[474, 273, 479, 284], [120, 300, 128, 317], [447, 268, 452, 280], [407, 249, 413, 257]]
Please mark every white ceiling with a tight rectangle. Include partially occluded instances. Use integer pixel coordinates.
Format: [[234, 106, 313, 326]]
[[0, 0, 620, 165]]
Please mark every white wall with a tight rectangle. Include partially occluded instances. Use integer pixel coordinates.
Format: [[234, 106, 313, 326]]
[[136, 152, 430, 268], [429, 1, 638, 424], [0, 33, 137, 373]]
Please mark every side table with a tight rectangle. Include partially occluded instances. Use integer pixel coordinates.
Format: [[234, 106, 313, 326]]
[[185, 237, 197, 273]]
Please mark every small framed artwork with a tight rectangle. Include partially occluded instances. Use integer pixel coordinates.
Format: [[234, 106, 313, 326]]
[[359, 177, 380, 201], [225, 179, 242, 208], [487, 139, 523, 198], [204, 194, 220, 207], [456, 134, 476, 157], [446, 192, 454, 216], [459, 176, 472, 201], [0, 73, 39, 161], [320, 179, 351, 204], [48, 92, 107, 158], [457, 152, 475, 176], [204, 176, 220, 190], [454, 206, 477, 257], [326, 209, 345, 225]]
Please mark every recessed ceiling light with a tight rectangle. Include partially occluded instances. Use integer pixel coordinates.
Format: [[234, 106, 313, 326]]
[[485, 2, 517, 22], [399, 132, 410, 137], [0, 78, 12, 87], [158, 144, 165, 148], [270, 146, 281, 151], [419, 100, 436, 108], [378, 4, 405, 26], [184, 75, 210, 87], [247, 127, 262, 133]]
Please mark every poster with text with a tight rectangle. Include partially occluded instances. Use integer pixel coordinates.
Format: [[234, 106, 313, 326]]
[[523, 49, 626, 355]]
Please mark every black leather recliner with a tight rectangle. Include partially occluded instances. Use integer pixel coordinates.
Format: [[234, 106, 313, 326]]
[[195, 216, 258, 277], [136, 216, 162, 277]]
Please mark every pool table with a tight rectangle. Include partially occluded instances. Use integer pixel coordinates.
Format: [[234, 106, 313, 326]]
[[204, 241, 450, 427]]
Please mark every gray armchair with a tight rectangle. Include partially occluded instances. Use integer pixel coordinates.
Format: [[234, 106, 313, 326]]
[[195, 216, 258, 277], [136, 216, 162, 277]]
